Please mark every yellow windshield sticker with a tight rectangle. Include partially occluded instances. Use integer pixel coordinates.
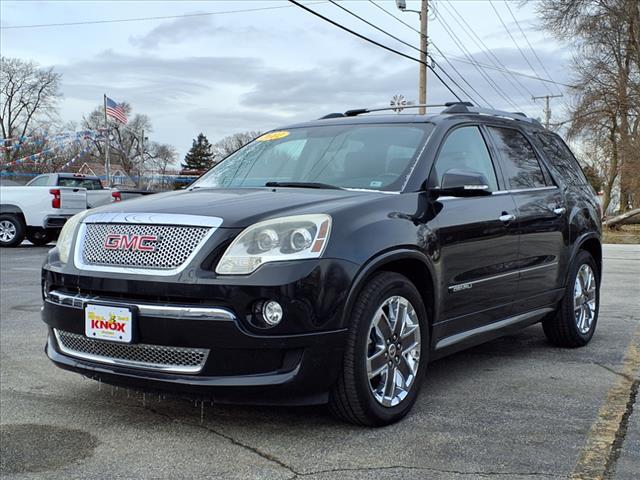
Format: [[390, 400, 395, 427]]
[[256, 131, 290, 142]]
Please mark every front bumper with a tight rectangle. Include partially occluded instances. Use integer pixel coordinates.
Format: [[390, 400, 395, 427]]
[[41, 258, 357, 405]]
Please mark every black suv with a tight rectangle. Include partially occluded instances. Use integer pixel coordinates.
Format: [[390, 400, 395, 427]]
[[42, 103, 602, 426]]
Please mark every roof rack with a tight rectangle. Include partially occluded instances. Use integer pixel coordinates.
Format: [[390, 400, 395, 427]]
[[341, 103, 456, 117], [441, 103, 541, 125], [319, 101, 542, 126]]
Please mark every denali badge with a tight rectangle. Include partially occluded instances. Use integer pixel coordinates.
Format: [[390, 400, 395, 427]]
[[104, 234, 159, 252]]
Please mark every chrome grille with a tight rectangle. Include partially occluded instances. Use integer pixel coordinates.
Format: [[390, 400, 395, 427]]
[[81, 223, 210, 270], [54, 329, 209, 374]]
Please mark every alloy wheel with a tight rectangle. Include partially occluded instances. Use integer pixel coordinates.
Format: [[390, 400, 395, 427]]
[[0, 220, 17, 243], [366, 295, 421, 407], [574, 264, 597, 334]]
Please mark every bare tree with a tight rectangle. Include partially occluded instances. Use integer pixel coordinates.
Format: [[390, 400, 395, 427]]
[[212, 131, 261, 163], [538, 0, 640, 212], [0, 57, 62, 164], [82, 103, 153, 186], [147, 143, 177, 190]]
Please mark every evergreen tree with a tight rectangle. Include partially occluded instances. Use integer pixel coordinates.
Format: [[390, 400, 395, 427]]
[[181, 133, 214, 172]]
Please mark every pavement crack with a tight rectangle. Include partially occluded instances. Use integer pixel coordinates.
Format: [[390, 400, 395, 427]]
[[143, 404, 301, 477], [293, 465, 563, 478], [592, 361, 637, 383], [603, 378, 639, 479]]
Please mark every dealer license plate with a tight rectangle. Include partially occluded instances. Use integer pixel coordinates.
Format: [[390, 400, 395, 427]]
[[85, 304, 134, 343]]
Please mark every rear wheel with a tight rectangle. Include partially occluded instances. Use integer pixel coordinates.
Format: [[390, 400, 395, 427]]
[[543, 250, 599, 347], [0, 214, 26, 248], [26, 228, 53, 246], [329, 272, 428, 426]]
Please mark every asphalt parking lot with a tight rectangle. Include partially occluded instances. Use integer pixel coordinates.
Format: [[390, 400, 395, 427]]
[[0, 244, 638, 480]]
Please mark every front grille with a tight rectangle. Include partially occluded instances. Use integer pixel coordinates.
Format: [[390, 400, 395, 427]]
[[54, 329, 209, 374], [81, 223, 210, 270]]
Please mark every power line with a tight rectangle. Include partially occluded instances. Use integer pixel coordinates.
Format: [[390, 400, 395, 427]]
[[326, 0, 482, 106], [368, 0, 574, 89], [502, 0, 562, 95], [488, 0, 552, 94], [441, 1, 535, 101], [287, 0, 462, 102], [435, 8, 521, 110], [0, 2, 328, 30]]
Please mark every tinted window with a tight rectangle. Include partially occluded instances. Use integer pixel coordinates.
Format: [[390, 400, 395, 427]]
[[58, 178, 103, 190], [194, 124, 433, 191], [432, 126, 498, 191], [489, 127, 547, 189], [536, 133, 588, 186], [28, 175, 49, 186]]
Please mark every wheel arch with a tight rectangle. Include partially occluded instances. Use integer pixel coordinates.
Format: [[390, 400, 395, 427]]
[[342, 249, 438, 335], [0, 204, 26, 225], [569, 233, 602, 284]]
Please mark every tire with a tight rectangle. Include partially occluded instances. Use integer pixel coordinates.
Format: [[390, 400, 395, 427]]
[[543, 250, 599, 347], [26, 228, 53, 246], [329, 272, 429, 426], [0, 214, 26, 248]]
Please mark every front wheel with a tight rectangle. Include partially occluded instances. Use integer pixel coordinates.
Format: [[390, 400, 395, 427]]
[[329, 272, 428, 426], [543, 250, 599, 347]]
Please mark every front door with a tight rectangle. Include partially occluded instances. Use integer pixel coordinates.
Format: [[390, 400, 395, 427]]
[[430, 125, 520, 340]]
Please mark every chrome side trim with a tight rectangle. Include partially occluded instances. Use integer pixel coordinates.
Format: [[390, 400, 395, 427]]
[[448, 262, 558, 292], [438, 186, 558, 201], [82, 212, 223, 228], [73, 213, 223, 276], [435, 307, 554, 350], [53, 329, 209, 374], [46, 290, 236, 322]]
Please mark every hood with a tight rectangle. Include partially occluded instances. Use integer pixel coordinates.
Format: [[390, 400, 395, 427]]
[[93, 187, 384, 228]]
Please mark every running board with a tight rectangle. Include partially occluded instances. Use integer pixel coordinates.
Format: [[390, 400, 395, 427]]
[[434, 307, 554, 350]]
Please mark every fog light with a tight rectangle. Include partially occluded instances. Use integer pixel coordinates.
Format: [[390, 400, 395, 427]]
[[262, 300, 283, 326]]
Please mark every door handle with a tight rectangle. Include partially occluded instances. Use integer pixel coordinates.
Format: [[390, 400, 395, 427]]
[[553, 207, 566, 215], [499, 214, 516, 223]]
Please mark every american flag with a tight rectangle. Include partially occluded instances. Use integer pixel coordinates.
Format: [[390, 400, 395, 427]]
[[105, 96, 128, 124]]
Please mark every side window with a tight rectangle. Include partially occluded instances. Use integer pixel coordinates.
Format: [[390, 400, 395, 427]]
[[432, 126, 499, 192], [536, 133, 588, 186], [488, 127, 547, 189], [28, 175, 49, 186]]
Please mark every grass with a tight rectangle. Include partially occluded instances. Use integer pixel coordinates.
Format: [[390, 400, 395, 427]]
[[602, 224, 640, 244]]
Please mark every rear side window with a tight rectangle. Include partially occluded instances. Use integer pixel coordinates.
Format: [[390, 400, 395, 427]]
[[58, 178, 103, 190], [488, 127, 547, 189], [536, 133, 588, 186], [431, 126, 499, 192], [28, 175, 49, 186]]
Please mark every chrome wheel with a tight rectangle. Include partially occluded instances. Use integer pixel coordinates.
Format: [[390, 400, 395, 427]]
[[574, 264, 597, 334], [0, 220, 17, 243], [366, 296, 421, 407]]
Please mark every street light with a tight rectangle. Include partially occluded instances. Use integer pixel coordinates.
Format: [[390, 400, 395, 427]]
[[395, 0, 421, 15]]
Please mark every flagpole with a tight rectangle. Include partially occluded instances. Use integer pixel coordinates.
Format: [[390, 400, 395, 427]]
[[103, 94, 111, 186]]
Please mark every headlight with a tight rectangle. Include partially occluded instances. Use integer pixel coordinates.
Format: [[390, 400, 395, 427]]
[[216, 214, 331, 275], [57, 209, 91, 264]]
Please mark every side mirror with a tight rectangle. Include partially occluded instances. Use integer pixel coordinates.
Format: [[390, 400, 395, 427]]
[[434, 169, 492, 197]]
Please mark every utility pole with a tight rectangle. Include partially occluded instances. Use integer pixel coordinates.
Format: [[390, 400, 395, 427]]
[[103, 94, 111, 186], [396, 0, 428, 113], [532, 94, 563, 128]]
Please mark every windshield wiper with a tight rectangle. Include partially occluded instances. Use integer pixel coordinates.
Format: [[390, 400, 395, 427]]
[[265, 181, 343, 190]]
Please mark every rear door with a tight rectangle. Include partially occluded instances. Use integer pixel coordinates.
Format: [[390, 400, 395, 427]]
[[431, 125, 520, 340], [486, 126, 566, 313]]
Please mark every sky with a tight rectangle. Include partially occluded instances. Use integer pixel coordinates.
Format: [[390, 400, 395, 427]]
[[0, 0, 572, 162]]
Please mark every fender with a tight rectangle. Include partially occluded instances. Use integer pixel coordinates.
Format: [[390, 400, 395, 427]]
[[565, 231, 602, 286], [0, 204, 24, 215], [340, 248, 439, 330]]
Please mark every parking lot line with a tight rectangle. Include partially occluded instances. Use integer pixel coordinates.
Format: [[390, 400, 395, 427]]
[[571, 325, 640, 480]]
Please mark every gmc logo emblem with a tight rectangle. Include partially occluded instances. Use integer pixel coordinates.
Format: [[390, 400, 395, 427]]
[[104, 234, 159, 252]]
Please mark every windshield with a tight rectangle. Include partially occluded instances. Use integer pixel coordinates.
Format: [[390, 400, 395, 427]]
[[193, 123, 434, 192]]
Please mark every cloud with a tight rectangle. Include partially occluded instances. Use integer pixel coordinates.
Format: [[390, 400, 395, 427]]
[[129, 15, 222, 49]]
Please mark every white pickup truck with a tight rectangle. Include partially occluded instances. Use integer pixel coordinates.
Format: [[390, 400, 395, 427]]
[[27, 173, 115, 208], [0, 185, 87, 247]]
